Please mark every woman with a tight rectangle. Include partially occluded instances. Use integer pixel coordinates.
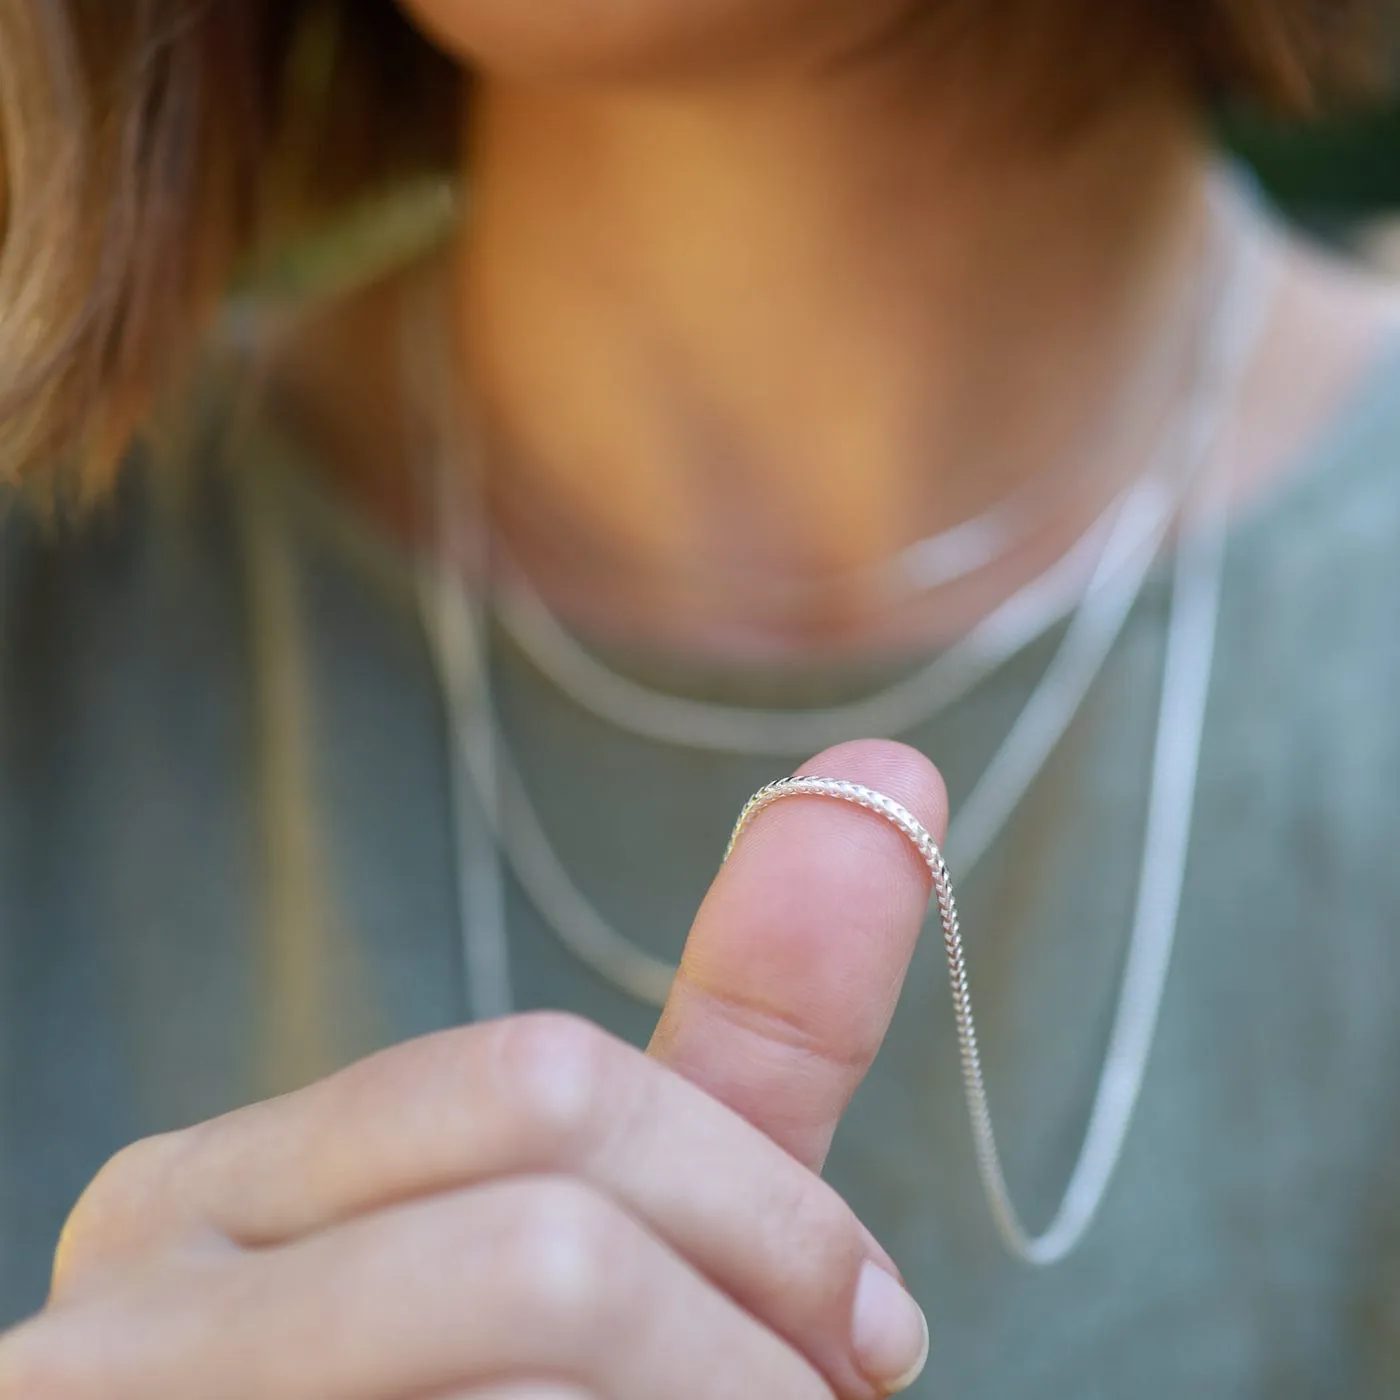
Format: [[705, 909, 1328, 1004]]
[[2, 1, 1400, 1395]]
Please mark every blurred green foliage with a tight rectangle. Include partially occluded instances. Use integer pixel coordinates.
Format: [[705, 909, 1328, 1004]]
[[1223, 102, 1400, 217]]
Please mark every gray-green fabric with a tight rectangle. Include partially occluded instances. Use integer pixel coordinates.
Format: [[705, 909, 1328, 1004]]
[[4, 338, 1400, 1398]]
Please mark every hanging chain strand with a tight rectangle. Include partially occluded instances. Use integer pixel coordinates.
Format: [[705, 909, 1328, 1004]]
[[724, 780, 1024, 1252], [720, 219, 1259, 1262]]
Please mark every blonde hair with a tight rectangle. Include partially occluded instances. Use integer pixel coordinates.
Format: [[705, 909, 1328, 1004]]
[[0, 2, 456, 493]]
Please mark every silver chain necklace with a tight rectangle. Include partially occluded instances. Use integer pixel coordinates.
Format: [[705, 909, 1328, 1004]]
[[415, 173, 1272, 1263]]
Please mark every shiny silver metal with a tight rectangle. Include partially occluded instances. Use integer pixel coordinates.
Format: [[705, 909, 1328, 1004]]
[[720, 776, 1084, 1268]]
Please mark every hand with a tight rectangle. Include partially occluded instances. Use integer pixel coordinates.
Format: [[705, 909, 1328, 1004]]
[[0, 740, 946, 1400]]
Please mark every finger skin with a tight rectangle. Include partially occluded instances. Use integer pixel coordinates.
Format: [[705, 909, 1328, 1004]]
[[7, 1179, 836, 1400], [418, 1388, 591, 1400], [650, 740, 947, 1171], [52, 1015, 888, 1398]]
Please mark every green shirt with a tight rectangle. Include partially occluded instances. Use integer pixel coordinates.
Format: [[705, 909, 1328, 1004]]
[[4, 338, 1400, 1396]]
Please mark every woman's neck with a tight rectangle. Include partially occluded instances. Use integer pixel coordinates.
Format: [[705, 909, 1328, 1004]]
[[454, 63, 1209, 650]]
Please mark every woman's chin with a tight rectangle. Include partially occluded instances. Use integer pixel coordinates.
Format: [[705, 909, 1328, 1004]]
[[397, 0, 873, 85]]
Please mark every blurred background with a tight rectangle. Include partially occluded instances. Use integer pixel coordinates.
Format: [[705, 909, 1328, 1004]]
[[1222, 96, 1400, 263]]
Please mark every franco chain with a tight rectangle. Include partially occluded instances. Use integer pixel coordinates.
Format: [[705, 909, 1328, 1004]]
[[724, 777, 1032, 1258]]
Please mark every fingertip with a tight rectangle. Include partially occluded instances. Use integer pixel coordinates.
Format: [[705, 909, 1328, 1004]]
[[717, 738, 946, 917], [793, 739, 949, 849]]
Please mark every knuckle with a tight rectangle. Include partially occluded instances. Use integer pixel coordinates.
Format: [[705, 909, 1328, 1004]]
[[495, 1013, 621, 1163], [500, 1177, 640, 1342], [770, 1180, 863, 1284], [52, 1134, 190, 1298], [78, 1135, 175, 1208]]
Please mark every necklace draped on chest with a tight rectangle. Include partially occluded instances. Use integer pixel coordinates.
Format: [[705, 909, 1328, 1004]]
[[413, 167, 1275, 1265]]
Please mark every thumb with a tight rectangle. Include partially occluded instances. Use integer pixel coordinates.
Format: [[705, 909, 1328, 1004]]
[[649, 740, 947, 1173]]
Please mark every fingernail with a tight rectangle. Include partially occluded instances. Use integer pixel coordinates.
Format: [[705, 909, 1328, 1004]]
[[851, 1259, 929, 1394]]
